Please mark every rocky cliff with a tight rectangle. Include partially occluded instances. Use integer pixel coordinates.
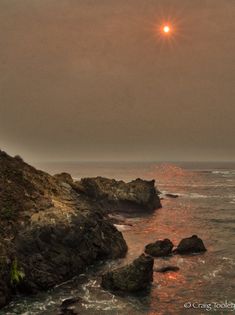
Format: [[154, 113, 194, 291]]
[[0, 150, 161, 308]]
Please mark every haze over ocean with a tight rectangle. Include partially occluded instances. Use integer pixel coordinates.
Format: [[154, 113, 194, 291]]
[[0, 0, 234, 162]]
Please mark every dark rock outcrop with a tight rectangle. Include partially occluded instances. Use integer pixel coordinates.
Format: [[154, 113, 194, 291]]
[[145, 239, 173, 257], [0, 150, 128, 308], [154, 265, 179, 273], [76, 177, 161, 212], [101, 254, 154, 292], [15, 213, 127, 292], [174, 235, 207, 255]]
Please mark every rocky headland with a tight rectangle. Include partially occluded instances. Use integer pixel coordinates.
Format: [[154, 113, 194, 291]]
[[0, 150, 161, 308], [74, 176, 161, 213]]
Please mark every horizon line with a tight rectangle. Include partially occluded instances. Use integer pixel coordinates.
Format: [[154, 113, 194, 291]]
[[33, 160, 235, 164]]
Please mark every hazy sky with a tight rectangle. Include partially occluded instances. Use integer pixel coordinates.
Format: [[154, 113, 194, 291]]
[[0, 0, 234, 162]]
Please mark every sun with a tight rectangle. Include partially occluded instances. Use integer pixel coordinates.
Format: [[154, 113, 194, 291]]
[[162, 25, 171, 34], [152, 11, 187, 48]]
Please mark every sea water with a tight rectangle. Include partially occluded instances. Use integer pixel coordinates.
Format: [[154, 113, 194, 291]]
[[2, 162, 235, 315]]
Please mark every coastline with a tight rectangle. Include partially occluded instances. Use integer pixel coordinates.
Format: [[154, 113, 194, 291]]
[[1, 152, 234, 314], [0, 150, 161, 310]]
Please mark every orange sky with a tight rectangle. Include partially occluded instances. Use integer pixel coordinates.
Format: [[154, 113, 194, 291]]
[[0, 0, 234, 162]]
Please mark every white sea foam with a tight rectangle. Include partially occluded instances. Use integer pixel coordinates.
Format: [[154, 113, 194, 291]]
[[187, 193, 208, 199], [114, 224, 131, 231], [222, 257, 235, 265], [212, 170, 235, 177], [81, 280, 124, 311]]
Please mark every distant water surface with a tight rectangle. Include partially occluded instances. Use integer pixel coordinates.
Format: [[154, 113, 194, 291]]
[[3, 162, 235, 315]]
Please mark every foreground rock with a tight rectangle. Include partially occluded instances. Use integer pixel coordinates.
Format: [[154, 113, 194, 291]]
[[174, 235, 207, 255], [75, 177, 161, 213], [16, 213, 127, 291], [101, 254, 154, 292], [0, 150, 127, 308], [145, 239, 174, 257]]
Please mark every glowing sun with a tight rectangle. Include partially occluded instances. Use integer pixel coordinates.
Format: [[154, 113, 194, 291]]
[[162, 25, 171, 34], [153, 13, 185, 47]]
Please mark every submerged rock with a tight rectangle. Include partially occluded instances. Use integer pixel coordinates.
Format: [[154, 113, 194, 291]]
[[76, 177, 161, 212], [154, 265, 180, 273], [101, 254, 154, 292], [165, 193, 179, 198], [174, 235, 207, 254], [145, 239, 173, 257]]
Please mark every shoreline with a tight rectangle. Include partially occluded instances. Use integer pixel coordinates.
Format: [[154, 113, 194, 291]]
[[0, 150, 161, 310]]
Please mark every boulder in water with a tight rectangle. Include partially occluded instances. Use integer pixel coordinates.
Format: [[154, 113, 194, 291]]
[[145, 239, 173, 257], [174, 235, 207, 254], [101, 254, 154, 292]]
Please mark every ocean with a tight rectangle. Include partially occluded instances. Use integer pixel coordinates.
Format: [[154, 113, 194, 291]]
[[2, 162, 235, 315]]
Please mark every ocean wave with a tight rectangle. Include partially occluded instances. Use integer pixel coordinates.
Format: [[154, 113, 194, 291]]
[[161, 191, 219, 199], [158, 184, 235, 188], [81, 280, 125, 311], [212, 170, 235, 176], [114, 224, 131, 231], [211, 218, 235, 224], [222, 257, 235, 265], [183, 192, 209, 199]]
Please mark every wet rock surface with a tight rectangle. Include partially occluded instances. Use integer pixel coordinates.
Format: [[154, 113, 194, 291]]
[[101, 254, 154, 292], [174, 235, 207, 254], [145, 239, 174, 257]]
